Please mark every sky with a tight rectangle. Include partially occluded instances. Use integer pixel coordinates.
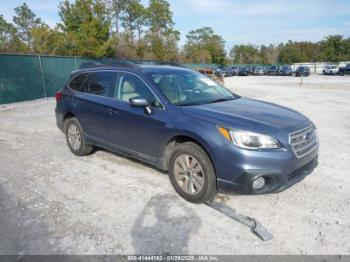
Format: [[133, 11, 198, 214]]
[[1, 0, 350, 50]]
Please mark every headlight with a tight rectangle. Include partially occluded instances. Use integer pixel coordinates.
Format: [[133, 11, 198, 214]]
[[218, 127, 280, 149]]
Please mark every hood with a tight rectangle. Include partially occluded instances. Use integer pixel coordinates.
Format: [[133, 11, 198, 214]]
[[181, 97, 310, 133]]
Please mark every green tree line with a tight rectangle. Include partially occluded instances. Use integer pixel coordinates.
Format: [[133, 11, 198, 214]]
[[1, 0, 350, 64]]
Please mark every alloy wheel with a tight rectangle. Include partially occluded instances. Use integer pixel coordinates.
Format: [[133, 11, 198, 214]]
[[173, 154, 205, 195], [67, 124, 81, 151]]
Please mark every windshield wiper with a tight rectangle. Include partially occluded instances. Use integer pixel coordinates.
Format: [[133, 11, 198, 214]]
[[176, 97, 236, 106], [207, 97, 235, 104]]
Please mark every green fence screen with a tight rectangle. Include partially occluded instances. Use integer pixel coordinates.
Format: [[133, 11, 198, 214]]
[[0, 54, 103, 104]]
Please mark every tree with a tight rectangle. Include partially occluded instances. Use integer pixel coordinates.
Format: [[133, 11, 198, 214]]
[[105, 0, 128, 37], [13, 3, 42, 49], [229, 44, 260, 64], [278, 41, 319, 64], [147, 0, 174, 37], [146, 0, 179, 60], [120, 0, 146, 42], [31, 25, 67, 55], [184, 27, 226, 64], [59, 0, 112, 57], [0, 15, 23, 52], [260, 44, 279, 64], [319, 35, 350, 62]]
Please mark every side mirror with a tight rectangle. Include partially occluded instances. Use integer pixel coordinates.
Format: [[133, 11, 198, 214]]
[[129, 97, 152, 114]]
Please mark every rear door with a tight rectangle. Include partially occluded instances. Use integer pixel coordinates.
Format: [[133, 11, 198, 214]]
[[73, 71, 117, 142]]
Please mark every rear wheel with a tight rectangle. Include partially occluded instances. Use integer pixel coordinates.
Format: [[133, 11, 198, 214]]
[[168, 142, 216, 203], [65, 117, 93, 156]]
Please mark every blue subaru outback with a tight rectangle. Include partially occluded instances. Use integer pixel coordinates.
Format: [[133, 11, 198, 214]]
[[55, 61, 319, 203]]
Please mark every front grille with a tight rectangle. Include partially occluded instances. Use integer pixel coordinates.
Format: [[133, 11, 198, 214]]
[[289, 125, 318, 158]]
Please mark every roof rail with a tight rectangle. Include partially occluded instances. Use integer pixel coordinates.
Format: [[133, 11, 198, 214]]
[[79, 59, 139, 69], [79, 59, 186, 69], [130, 59, 186, 68]]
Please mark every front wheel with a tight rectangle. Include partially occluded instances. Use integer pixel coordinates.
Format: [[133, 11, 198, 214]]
[[168, 142, 217, 203]]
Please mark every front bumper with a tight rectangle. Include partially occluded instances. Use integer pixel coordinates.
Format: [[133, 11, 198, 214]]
[[212, 142, 319, 194]]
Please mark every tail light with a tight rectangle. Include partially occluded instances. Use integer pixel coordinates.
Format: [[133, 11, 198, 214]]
[[55, 91, 62, 102]]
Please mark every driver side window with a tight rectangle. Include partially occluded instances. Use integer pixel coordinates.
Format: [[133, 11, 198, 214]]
[[115, 73, 162, 108]]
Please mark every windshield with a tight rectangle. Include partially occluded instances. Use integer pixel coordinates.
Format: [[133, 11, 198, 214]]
[[147, 70, 237, 106]]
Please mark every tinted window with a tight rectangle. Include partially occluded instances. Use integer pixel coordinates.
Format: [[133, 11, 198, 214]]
[[87, 71, 116, 97], [69, 73, 90, 92], [115, 73, 162, 108]]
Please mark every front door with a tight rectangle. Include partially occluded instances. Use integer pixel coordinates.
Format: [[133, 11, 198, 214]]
[[107, 72, 168, 160]]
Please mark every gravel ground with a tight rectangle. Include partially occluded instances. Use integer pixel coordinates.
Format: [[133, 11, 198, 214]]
[[0, 74, 350, 255]]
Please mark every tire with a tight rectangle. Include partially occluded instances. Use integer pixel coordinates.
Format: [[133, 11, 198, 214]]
[[64, 117, 93, 156], [168, 142, 216, 203]]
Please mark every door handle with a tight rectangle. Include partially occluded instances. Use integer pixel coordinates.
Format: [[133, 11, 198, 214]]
[[108, 108, 119, 115]]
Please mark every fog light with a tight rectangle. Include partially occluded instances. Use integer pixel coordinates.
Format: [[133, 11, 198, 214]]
[[252, 177, 265, 190]]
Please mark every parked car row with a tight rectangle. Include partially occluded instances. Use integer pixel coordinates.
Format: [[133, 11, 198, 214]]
[[214, 63, 350, 78], [215, 65, 310, 77]]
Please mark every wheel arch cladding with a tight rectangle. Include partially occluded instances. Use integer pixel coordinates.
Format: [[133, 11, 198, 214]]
[[162, 135, 216, 175]]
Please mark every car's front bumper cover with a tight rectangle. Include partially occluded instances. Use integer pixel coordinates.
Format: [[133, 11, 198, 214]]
[[212, 142, 319, 194]]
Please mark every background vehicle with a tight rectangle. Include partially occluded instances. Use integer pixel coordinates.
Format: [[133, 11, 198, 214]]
[[339, 64, 350, 75], [323, 65, 339, 75], [230, 67, 239, 76], [279, 66, 293, 76], [295, 66, 311, 77], [238, 67, 250, 76], [266, 65, 280, 75], [55, 60, 318, 203], [247, 66, 255, 75], [253, 67, 264, 75], [215, 68, 233, 77]]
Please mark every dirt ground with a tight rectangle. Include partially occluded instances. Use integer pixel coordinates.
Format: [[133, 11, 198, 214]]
[[0, 74, 350, 255]]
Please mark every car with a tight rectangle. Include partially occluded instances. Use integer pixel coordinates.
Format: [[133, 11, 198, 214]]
[[55, 60, 319, 203], [295, 66, 310, 77], [230, 67, 239, 76], [238, 67, 250, 76], [323, 65, 339, 75], [279, 66, 293, 76], [215, 67, 233, 77], [253, 67, 264, 75], [266, 65, 280, 75], [339, 63, 350, 76]]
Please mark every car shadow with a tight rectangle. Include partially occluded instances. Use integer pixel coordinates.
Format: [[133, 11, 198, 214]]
[[131, 194, 201, 255]]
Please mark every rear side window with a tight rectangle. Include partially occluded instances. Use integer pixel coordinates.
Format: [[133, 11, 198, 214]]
[[87, 71, 116, 97], [69, 73, 90, 92]]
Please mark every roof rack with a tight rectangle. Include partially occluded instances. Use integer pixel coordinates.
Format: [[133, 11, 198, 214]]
[[79, 59, 185, 69], [130, 59, 186, 68], [79, 60, 139, 69]]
